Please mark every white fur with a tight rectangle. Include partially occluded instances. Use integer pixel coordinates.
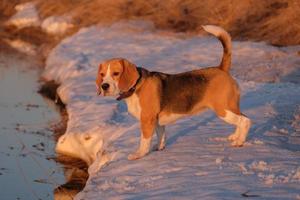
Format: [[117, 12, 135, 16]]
[[128, 135, 151, 160], [202, 25, 230, 39], [220, 110, 251, 146], [237, 116, 251, 144], [125, 93, 141, 120], [103, 64, 111, 81], [202, 25, 232, 51], [102, 64, 120, 96]]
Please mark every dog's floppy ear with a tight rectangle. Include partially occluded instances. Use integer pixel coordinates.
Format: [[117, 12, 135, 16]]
[[118, 59, 139, 92], [95, 63, 103, 95]]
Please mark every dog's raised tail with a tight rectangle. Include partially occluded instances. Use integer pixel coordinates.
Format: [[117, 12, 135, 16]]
[[202, 25, 232, 73]]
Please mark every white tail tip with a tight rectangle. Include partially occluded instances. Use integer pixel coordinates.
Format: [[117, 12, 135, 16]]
[[202, 25, 229, 38]]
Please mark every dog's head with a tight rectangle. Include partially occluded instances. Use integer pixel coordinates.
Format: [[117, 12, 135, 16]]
[[96, 58, 139, 96]]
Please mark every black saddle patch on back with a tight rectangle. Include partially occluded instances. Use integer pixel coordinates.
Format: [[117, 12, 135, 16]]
[[160, 73, 207, 113]]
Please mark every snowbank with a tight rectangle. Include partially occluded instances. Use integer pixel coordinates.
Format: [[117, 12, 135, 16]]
[[43, 21, 300, 199]]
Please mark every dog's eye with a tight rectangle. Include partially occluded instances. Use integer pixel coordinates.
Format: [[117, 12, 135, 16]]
[[100, 73, 104, 77], [113, 72, 120, 76]]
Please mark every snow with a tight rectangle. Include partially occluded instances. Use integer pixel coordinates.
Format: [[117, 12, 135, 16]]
[[5, 2, 73, 56], [41, 16, 74, 35], [7, 2, 73, 35], [6, 2, 40, 28], [4, 2, 41, 55], [4, 39, 37, 56], [42, 21, 300, 199]]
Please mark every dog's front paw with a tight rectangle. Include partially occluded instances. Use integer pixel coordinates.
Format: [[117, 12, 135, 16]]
[[128, 152, 144, 160], [230, 140, 244, 147], [228, 133, 239, 142]]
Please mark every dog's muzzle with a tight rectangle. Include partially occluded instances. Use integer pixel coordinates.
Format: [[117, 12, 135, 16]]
[[96, 84, 101, 95], [101, 83, 110, 91]]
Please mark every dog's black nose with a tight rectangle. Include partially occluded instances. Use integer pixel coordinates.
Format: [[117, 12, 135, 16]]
[[101, 83, 110, 91]]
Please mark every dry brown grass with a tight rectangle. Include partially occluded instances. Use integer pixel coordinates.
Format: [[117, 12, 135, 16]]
[[0, 0, 20, 22], [229, 0, 300, 46], [35, 0, 300, 46], [1, 0, 299, 52], [0, 0, 56, 56], [0, 0, 34, 23]]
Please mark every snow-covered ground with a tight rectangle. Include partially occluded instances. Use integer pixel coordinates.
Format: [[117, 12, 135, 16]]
[[41, 21, 300, 199]]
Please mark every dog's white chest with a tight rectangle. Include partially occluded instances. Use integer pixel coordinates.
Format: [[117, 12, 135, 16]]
[[125, 94, 141, 120]]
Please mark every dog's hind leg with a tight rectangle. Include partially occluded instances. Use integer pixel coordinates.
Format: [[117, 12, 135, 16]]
[[219, 110, 251, 147], [235, 113, 251, 146], [153, 125, 166, 151], [226, 100, 241, 142], [228, 128, 240, 142]]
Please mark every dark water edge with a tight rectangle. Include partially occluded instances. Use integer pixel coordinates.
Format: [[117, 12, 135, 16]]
[[39, 81, 89, 200], [0, 50, 88, 200]]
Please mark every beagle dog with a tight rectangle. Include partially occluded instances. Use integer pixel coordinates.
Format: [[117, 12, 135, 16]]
[[96, 25, 251, 160]]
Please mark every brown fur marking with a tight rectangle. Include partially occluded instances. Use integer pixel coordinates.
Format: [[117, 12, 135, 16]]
[[138, 77, 161, 139], [118, 59, 139, 92]]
